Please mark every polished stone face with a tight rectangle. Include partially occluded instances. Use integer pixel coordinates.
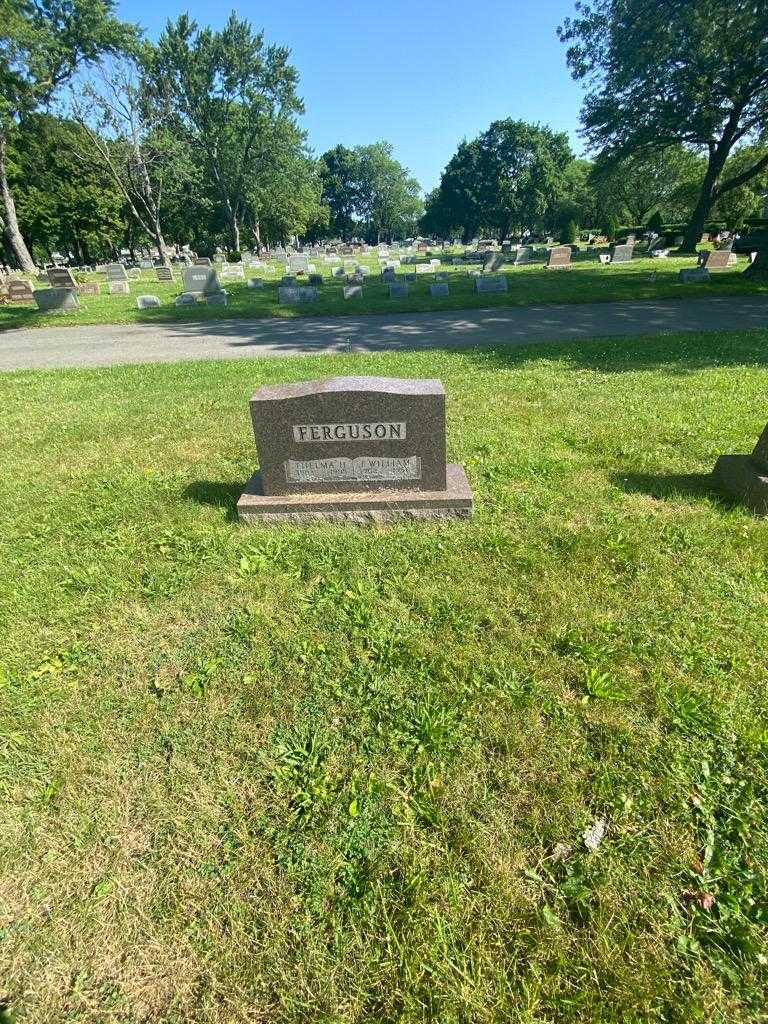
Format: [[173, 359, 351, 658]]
[[249, 376, 448, 496]]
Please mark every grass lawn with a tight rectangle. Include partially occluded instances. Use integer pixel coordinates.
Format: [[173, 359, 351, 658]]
[[1, 251, 765, 331], [2, 331, 767, 1022]]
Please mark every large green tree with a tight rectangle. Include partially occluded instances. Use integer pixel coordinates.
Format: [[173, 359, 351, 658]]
[[8, 113, 123, 264], [590, 146, 706, 226], [478, 120, 573, 241], [153, 12, 303, 253], [354, 142, 422, 243], [0, 0, 134, 269], [427, 121, 574, 242], [73, 51, 192, 265], [317, 144, 359, 240], [559, 0, 768, 252]]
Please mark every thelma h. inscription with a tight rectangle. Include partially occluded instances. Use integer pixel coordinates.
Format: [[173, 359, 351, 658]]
[[292, 422, 406, 442], [285, 455, 421, 484]]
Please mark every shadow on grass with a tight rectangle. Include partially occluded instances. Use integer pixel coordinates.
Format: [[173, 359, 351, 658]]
[[610, 470, 737, 509], [184, 479, 244, 522]]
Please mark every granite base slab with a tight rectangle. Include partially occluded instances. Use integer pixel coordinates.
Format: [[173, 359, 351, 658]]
[[712, 455, 768, 515], [238, 463, 473, 523]]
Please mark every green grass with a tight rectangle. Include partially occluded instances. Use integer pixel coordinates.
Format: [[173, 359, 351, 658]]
[[2, 331, 768, 1022], [1, 250, 765, 331]]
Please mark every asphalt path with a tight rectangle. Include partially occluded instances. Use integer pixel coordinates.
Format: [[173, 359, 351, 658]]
[[1, 295, 766, 371]]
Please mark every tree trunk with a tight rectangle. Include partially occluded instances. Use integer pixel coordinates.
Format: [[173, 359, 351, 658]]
[[0, 133, 35, 272], [153, 221, 170, 266], [680, 148, 729, 253]]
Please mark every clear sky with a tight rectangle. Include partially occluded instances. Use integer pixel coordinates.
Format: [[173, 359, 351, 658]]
[[117, 0, 585, 194]]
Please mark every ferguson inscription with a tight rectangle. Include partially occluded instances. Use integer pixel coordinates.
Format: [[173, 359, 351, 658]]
[[293, 421, 406, 442]]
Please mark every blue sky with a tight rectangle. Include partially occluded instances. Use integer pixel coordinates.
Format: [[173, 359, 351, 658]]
[[118, 0, 585, 193]]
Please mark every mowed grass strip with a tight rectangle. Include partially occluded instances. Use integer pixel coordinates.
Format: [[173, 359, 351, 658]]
[[0, 251, 765, 331], [1, 332, 767, 1022]]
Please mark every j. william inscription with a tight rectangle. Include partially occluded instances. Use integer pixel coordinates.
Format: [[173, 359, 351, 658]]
[[237, 376, 473, 523]]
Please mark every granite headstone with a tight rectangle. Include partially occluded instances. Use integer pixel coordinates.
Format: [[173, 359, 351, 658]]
[[237, 376, 473, 522], [713, 423, 768, 515]]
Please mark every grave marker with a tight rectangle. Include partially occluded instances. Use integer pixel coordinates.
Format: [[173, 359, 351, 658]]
[[7, 279, 34, 303], [713, 423, 768, 515], [237, 376, 473, 522], [182, 265, 224, 296], [33, 287, 79, 312], [48, 267, 77, 288], [475, 275, 508, 293]]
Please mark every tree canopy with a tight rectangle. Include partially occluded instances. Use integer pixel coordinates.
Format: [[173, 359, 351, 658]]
[[559, 0, 768, 250]]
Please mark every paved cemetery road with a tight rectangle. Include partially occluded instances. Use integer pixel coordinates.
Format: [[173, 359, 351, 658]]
[[1, 294, 767, 371]]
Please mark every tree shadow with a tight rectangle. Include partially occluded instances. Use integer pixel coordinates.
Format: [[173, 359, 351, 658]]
[[610, 470, 738, 509], [183, 479, 244, 522]]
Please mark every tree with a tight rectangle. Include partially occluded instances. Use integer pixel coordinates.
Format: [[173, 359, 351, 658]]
[[0, 0, 134, 269], [428, 121, 573, 243], [559, 0, 768, 252], [354, 142, 422, 242], [241, 117, 325, 247], [8, 114, 124, 264], [73, 52, 191, 264], [478, 120, 573, 241], [553, 158, 598, 234], [712, 145, 768, 229], [434, 138, 486, 243], [317, 145, 359, 240], [590, 146, 705, 227], [153, 12, 303, 253]]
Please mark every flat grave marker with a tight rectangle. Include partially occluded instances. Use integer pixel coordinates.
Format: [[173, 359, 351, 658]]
[[475, 275, 507, 294]]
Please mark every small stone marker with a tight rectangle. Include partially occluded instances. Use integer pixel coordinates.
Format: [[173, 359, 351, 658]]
[[430, 283, 449, 297], [289, 254, 310, 273], [278, 285, 318, 304], [609, 243, 634, 264], [344, 285, 362, 299], [713, 423, 768, 515], [475, 275, 507, 293], [247, 277, 264, 288], [106, 263, 129, 283], [679, 268, 711, 283], [237, 376, 473, 523], [33, 287, 79, 312], [483, 252, 505, 272], [175, 293, 197, 306], [547, 246, 572, 269], [156, 266, 174, 282], [7, 278, 34, 303], [194, 257, 212, 266], [77, 281, 100, 295], [48, 267, 77, 288], [389, 282, 409, 298], [182, 266, 224, 296], [206, 292, 228, 306], [415, 263, 434, 274], [332, 266, 345, 278], [309, 274, 323, 286], [136, 294, 161, 309], [108, 280, 130, 295]]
